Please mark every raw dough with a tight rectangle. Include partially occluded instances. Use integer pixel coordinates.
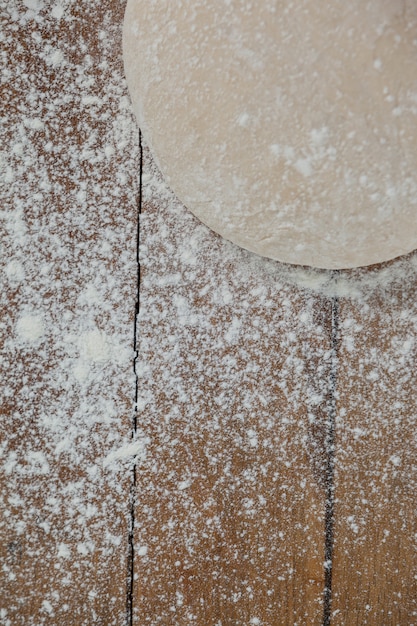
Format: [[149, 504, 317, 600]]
[[123, 0, 417, 269]]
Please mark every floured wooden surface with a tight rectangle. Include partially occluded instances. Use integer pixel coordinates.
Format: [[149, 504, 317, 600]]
[[3, 1, 417, 624], [124, 0, 417, 269], [1, 1, 138, 624], [136, 146, 417, 623], [135, 149, 333, 625], [332, 290, 417, 624]]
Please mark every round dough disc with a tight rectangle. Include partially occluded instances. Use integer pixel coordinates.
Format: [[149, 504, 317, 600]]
[[123, 1, 417, 269]]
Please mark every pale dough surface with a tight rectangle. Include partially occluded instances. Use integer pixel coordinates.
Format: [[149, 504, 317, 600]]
[[123, 0, 417, 269]]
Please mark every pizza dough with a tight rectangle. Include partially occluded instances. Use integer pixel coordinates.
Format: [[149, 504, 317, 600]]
[[123, 1, 417, 269]]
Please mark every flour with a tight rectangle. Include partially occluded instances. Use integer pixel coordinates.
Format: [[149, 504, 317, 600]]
[[3, 0, 417, 623], [15, 313, 45, 343], [255, 252, 417, 299], [2, 1, 138, 621]]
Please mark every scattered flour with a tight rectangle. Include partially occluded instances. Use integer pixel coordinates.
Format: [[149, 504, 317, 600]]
[[15, 313, 45, 343], [3, 1, 417, 623], [2, 1, 138, 622]]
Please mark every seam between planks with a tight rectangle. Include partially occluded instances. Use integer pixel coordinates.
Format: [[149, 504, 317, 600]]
[[127, 129, 143, 626], [323, 296, 340, 626]]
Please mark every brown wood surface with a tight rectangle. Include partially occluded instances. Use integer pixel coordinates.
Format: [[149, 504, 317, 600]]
[[332, 285, 417, 625], [133, 150, 334, 625], [3, 1, 417, 625], [1, 2, 138, 624]]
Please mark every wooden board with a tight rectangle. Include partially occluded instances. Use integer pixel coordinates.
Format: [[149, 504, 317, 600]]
[[4, 2, 417, 624], [135, 149, 417, 624], [132, 148, 336, 625], [332, 283, 417, 624], [1, 2, 138, 624]]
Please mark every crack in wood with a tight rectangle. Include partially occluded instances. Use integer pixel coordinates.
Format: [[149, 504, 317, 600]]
[[125, 134, 343, 623], [126, 129, 143, 626], [304, 301, 335, 493], [323, 296, 339, 626]]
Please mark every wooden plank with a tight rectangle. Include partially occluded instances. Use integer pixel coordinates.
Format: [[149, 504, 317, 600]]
[[1, 2, 137, 624], [332, 280, 417, 624], [132, 149, 335, 625]]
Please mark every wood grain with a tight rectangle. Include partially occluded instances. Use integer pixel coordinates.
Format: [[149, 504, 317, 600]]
[[4, 2, 417, 624], [132, 150, 335, 625], [1, 2, 137, 624], [332, 282, 417, 624]]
